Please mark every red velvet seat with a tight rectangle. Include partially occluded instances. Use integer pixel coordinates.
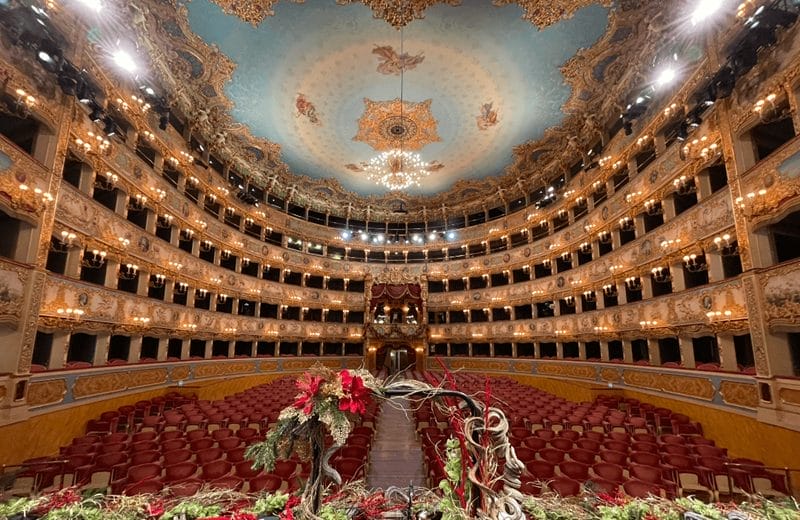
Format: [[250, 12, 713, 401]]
[[225, 447, 248, 463], [168, 478, 203, 497], [196, 447, 223, 465], [623, 479, 665, 498], [598, 449, 627, 465], [248, 474, 283, 493], [548, 476, 581, 496], [130, 450, 160, 466], [163, 449, 192, 465], [190, 438, 215, 451], [522, 437, 547, 450], [592, 462, 625, 484], [550, 438, 574, 451], [567, 448, 596, 465], [200, 460, 232, 481], [524, 460, 555, 480], [559, 461, 589, 481], [209, 475, 243, 490], [164, 462, 198, 483], [123, 478, 164, 495], [629, 451, 660, 466]]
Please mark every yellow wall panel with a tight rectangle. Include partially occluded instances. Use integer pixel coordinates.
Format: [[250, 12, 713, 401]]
[[0, 374, 288, 467], [0, 388, 167, 467], [620, 388, 800, 470]]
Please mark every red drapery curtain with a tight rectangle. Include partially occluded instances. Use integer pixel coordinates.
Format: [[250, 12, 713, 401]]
[[369, 283, 422, 309]]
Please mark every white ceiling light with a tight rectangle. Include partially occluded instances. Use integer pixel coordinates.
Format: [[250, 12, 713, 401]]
[[691, 0, 724, 26], [112, 49, 137, 73], [76, 0, 103, 11], [655, 67, 676, 88]]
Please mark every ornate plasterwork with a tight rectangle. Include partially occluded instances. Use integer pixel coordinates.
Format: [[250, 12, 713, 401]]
[[719, 381, 759, 409], [622, 370, 716, 401], [72, 368, 169, 399], [27, 379, 67, 407], [536, 362, 597, 380], [130, 0, 660, 218], [211, 0, 610, 29], [491, 0, 613, 29], [353, 98, 441, 152]]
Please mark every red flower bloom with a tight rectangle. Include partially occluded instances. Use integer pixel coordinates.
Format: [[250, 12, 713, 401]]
[[293, 373, 324, 414], [338, 370, 371, 415], [280, 496, 302, 520], [146, 500, 165, 517]]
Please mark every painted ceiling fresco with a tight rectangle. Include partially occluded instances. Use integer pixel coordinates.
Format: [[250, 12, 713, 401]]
[[183, 0, 610, 196]]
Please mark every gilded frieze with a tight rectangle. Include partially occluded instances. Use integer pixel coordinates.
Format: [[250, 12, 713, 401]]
[[193, 362, 256, 379], [170, 366, 191, 382], [622, 370, 715, 401], [73, 372, 130, 399], [599, 367, 622, 383], [128, 369, 169, 389], [512, 361, 533, 373], [282, 359, 319, 371], [536, 363, 597, 380], [719, 380, 759, 409], [27, 379, 68, 407], [778, 387, 800, 407], [258, 360, 280, 372]]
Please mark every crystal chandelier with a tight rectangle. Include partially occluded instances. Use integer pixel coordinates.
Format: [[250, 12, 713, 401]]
[[365, 149, 430, 190]]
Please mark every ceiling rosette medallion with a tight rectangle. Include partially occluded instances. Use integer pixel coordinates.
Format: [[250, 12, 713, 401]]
[[336, 0, 462, 28], [354, 98, 441, 152], [209, 0, 304, 26], [209, 0, 611, 28], [491, 0, 614, 28]]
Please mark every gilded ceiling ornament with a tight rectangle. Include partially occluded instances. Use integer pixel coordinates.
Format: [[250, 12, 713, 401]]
[[209, 0, 305, 26], [354, 98, 441, 151], [336, 0, 462, 27], [492, 0, 613, 29], [211, 0, 610, 29]]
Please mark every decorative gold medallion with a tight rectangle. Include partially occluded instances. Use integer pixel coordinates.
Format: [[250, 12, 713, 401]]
[[354, 98, 441, 151]]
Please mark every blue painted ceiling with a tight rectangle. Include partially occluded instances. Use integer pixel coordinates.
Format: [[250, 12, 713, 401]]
[[185, 0, 610, 196]]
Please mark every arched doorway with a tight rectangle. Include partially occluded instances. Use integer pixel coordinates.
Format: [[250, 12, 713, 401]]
[[375, 343, 417, 375]]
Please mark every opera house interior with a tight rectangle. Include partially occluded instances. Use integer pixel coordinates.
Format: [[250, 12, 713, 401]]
[[2, 0, 800, 516]]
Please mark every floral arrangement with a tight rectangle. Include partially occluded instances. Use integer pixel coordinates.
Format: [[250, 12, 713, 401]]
[[0, 485, 798, 520], [245, 365, 380, 476]]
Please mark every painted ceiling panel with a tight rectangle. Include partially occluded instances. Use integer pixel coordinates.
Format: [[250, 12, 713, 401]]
[[184, 0, 610, 195]]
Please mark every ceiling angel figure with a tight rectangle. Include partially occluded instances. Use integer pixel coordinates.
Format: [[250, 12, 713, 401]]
[[372, 45, 425, 75], [477, 101, 499, 131]]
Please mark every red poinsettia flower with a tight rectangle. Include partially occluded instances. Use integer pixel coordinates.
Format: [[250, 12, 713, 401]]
[[145, 500, 165, 518], [338, 369, 371, 415], [293, 373, 325, 414], [280, 495, 302, 520]]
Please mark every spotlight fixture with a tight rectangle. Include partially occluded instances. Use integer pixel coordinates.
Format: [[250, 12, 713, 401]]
[[655, 67, 676, 88], [691, 0, 723, 26], [112, 48, 137, 73], [159, 114, 169, 130]]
